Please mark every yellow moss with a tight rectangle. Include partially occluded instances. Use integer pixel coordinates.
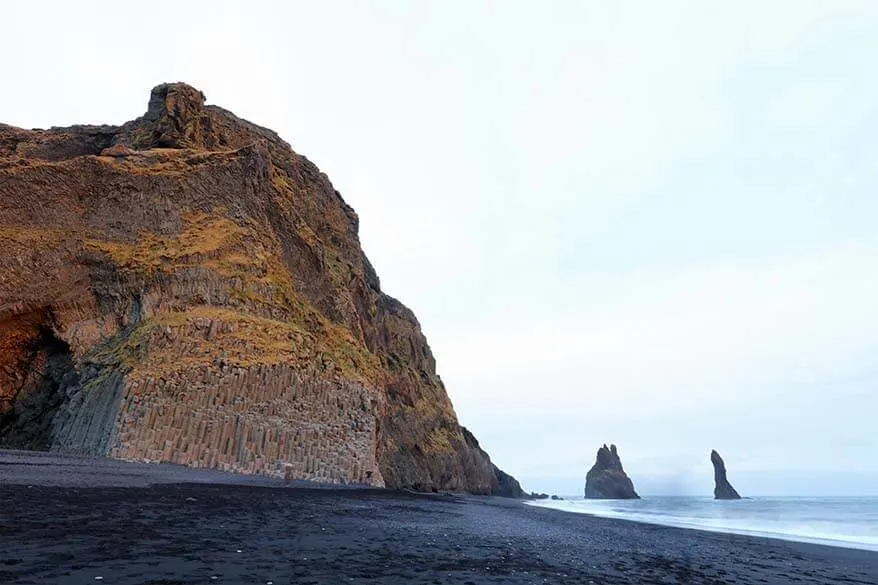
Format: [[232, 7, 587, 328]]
[[326, 254, 353, 285], [91, 148, 239, 177], [86, 212, 243, 272], [0, 226, 75, 246], [425, 427, 455, 453], [296, 223, 321, 249], [256, 241, 307, 308], [413, 386, 457, 423], [88, 210, 301, 322], [271, 169, 291, 191], [107, 305, 383, 386], [143, 307, 309, 369], [88, 318, 156, 369], [83, 210, 383, 385]]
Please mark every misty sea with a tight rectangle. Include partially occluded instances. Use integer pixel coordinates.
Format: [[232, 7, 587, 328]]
[[529, 496, 878, 552]]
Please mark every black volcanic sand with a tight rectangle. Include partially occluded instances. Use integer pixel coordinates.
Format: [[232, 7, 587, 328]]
[[1, 452, 877, 585]]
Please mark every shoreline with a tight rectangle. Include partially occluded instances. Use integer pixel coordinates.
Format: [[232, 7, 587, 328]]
[[527, 498, 878, 554], [2, 451, 877, 584]]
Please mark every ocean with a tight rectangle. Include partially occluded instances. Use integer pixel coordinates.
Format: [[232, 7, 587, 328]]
[[529, 496, 878, 552]]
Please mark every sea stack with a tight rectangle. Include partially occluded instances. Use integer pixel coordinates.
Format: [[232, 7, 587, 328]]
[[711, 450, 742, 500], [584, 444, 640, 499]]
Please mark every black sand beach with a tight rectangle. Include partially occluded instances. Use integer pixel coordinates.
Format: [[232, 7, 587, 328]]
[[1, 451, 876, 585]]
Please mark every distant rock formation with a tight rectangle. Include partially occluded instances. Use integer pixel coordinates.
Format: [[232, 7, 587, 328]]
[[585, 444, 640, 499], [711, 450, 742, 500]]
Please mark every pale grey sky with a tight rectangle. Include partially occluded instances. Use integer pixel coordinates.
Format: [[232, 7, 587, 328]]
[[3, 1, 877, 495]]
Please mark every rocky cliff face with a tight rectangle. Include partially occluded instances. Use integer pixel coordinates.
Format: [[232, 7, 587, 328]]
[[710, 450, 741, 500], [460, 427, 525, 498], [584, 444, 639, 499], [0, 82, 520, 495]]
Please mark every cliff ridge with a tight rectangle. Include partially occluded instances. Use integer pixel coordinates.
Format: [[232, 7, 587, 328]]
[[0, 82, 519, 495]]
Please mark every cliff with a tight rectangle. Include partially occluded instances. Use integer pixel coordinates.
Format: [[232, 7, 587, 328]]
[[710, 450, 742, 500], [461, 426, 525, 498], [584, 444, 639, 499], [0, 82, 520, 495]]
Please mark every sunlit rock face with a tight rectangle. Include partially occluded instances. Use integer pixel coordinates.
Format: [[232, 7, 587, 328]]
[[0, 83, 520, 495]]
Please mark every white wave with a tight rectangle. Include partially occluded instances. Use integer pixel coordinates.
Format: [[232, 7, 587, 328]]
[[528, 496, 878, 552]]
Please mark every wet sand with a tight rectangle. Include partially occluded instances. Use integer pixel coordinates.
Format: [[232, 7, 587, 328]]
[[1, 451, 877, 584]]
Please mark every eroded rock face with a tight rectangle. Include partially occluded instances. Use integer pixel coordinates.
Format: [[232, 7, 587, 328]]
[[584, 444, 640, 499], [711, 450, 742, 500], [0, 82, 521, 495], [459, 427, 526, 498]]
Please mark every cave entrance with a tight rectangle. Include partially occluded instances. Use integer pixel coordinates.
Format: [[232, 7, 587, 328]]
[[0, 310, 77, 449]]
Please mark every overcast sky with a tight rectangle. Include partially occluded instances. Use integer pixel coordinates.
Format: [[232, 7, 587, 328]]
[[3, 1, 877, 496]]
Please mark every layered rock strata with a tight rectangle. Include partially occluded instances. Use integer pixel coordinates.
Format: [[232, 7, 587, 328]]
[[0, 82, 519, 494]]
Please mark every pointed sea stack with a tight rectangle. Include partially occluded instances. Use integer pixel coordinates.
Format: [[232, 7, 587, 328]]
[[584, 444, 640, 499], [711, 450, 742, 500]]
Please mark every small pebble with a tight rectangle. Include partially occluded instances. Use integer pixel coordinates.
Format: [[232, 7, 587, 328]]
[[236, 549, 242, 553]]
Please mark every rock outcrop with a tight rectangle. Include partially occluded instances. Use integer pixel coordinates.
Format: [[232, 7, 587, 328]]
[[584, 444, 639, 499], [710, 450, 741, 500], [0, 82, 521, 495], [460, 427, 525, 498]]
